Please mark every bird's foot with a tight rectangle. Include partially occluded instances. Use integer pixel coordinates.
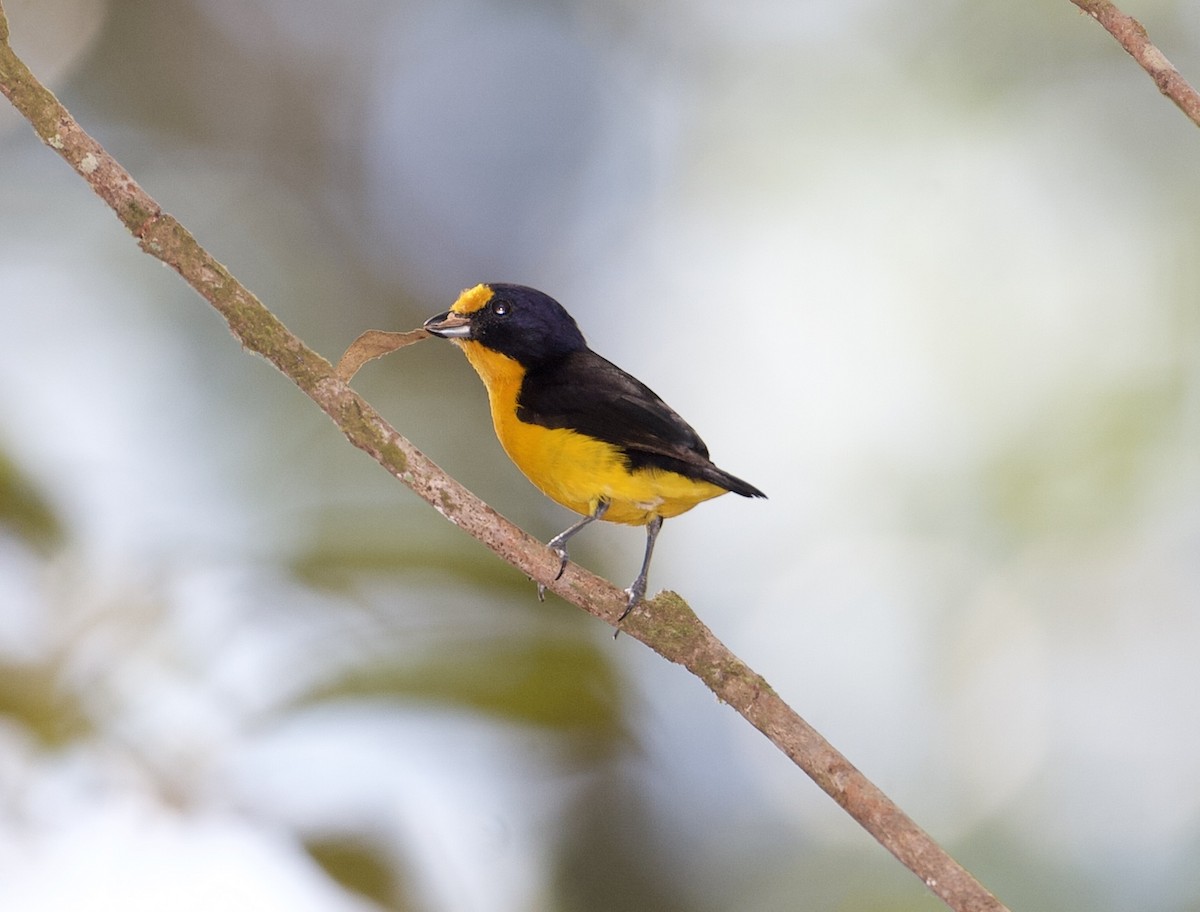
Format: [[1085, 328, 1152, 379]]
[[537, 541, 570, 601], [615, 514, 660, 631], [617, 579, 647, 624], [610, 586, 645, 640]]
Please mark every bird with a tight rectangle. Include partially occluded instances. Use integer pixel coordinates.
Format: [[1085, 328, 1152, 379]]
[[424, 283, 765, 623]]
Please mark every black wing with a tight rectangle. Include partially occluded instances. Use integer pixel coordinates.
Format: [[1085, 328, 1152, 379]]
[[516, 350, 765, 498]]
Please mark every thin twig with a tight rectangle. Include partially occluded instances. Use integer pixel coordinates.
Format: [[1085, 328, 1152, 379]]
[[0, 7, 1009, 912], [1070, 0, 1200, 127]]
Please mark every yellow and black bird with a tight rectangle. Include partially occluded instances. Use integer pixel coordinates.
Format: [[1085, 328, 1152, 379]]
[[424, 283, 765, 621]]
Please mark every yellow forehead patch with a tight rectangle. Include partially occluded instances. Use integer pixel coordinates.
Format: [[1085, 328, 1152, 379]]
[[450, 284, 494, 315]]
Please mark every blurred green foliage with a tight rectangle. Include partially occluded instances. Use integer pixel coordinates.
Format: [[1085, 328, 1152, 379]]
[[0, 445, 63, 553], [0, 657, 92, 746], [300, 633, 628, 743], [306, 835, 416, 912], [984, 380, 1182, 539]]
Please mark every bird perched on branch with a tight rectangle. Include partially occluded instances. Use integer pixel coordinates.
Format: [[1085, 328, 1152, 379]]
[[425, 283, 765, 622]]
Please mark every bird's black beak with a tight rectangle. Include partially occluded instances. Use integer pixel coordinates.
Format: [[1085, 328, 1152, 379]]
[[423, 310, 473, 339]]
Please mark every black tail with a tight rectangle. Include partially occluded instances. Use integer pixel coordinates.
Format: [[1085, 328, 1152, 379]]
[[704, 465, 766, 499]]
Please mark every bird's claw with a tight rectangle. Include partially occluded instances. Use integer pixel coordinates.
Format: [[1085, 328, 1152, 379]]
[[617, 583, 645, 624], [610, 587, 645, 640], [538, 544, 570, 602]]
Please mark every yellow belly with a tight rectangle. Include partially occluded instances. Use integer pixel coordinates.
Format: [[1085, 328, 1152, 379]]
[[497, 420, 727, 525], [459, 341, 728, 526]]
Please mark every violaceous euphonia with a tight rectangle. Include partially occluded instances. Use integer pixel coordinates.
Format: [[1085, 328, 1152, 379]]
[[424, 283, 765, 621]]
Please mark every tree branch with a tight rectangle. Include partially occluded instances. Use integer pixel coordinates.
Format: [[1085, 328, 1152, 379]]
[[0, 8, 1008, 912], [1070, 0, 1200, 128]]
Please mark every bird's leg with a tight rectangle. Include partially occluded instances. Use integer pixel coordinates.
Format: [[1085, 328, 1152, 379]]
[[548, 500, 610, 576], [618, 515, 663, 623], [537, 500, 609, 601]]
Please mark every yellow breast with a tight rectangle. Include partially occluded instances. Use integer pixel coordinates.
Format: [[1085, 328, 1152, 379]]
[[457, 341, 728, 526]]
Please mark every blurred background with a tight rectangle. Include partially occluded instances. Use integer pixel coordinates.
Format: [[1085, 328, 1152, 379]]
[[1, 0, 1199, 909]]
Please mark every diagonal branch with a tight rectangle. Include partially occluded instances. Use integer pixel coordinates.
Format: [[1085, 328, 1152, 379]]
[[0, 8, 1008, 912], [1070, 0, 1200, 127]]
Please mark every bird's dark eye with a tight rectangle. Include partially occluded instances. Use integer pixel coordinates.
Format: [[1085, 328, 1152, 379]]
[[491, 300, 510, 317]]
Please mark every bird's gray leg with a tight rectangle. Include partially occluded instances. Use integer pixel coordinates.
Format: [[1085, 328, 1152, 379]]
[[537, 500, 609, 601], [618, 515, 663, 623]]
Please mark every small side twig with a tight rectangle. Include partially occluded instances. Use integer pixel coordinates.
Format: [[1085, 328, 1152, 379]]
[[1070, 0, 1200, 128], [0, 7, 1009, 912]]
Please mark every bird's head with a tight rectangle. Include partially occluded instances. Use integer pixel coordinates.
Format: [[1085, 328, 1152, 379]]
[[424, 284, 587, 367]]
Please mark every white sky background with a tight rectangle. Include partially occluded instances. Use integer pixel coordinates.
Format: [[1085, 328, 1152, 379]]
[[2, 1, 1200, 910]]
